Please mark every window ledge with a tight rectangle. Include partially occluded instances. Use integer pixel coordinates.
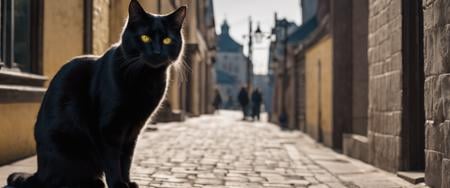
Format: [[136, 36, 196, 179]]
[[0, 69, 47, 87], [0, 84, 46, 103]]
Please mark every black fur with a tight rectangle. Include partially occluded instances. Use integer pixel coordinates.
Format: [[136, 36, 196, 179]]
[[6, 1, 186, 188]]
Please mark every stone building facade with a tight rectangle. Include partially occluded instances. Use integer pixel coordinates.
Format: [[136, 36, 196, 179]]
[[268, 16, 298, 125], [0, 0, 216, 165], [215, 20, 250, 109], [423, 0, 450, 187], [275, 0, 450, 186], [367, 0, 427, 175], [367, 0, 406, 172]]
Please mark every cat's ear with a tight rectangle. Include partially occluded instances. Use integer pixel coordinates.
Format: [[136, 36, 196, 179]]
[[167, 6, 187, 30], [129, 0, 146, 22]]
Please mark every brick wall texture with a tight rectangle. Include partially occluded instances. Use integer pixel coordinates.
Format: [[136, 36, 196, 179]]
[[367, 0, 403, 172], [423, 0, 450, 187]]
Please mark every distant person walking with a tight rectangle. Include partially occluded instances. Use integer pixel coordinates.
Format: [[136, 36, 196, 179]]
[[238, 87, 249, 120], [279, 111, 288, 129], [212, 89, 222, 114], [251, 88, 263, 121]]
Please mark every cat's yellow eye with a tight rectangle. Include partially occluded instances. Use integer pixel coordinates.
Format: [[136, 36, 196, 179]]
[[163, 37, 172, 45], [140, 35, 151, 43]]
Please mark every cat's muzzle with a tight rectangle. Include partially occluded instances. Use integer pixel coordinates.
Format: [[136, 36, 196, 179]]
[[143, 55, 172, 68]]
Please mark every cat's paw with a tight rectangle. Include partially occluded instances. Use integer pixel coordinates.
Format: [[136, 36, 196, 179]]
[[90, 178, 105, 188], [128, 182, 139, 188], [112, 181, 129, 188]]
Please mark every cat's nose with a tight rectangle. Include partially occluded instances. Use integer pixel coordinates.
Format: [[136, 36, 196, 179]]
[[152, 44, 162, 54]]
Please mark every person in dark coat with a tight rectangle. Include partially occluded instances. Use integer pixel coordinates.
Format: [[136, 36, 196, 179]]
[[251, 88, 263, 120], [237, 87, 249, 120], [279, 111, 288, 130], [212, 89, 222, 114]]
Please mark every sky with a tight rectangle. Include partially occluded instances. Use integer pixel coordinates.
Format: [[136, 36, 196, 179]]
[[213, 0, 302, 75]]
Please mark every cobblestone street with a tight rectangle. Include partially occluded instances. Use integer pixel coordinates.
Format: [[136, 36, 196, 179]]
[[0, 111, 424, 188]]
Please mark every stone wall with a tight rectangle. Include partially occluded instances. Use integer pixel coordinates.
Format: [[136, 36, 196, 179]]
[[286, 49, 296, 129], [305, 36, 333, 145], [351, 0, 369, 136], [367, 0, 403, 172], [423, 0, 450, 187], [331, 0, 353, 149], [93, 0, 111, 55], [0, 103, 40, 165], [296, 55, 306, 131], [43, 0, 84, 80]]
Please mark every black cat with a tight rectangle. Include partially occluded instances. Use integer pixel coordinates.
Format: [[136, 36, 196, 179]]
[[6, 1, 186, 188]]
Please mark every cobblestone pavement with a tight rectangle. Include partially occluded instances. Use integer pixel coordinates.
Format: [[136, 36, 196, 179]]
[[1, 111, 426, 188]]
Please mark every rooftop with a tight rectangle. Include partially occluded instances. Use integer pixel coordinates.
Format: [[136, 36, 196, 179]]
[[217, 20, 243, 53]]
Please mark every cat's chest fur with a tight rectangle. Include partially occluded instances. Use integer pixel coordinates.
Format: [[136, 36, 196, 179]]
[[117, 76, 167, 122], [92, 51, 168, 126]]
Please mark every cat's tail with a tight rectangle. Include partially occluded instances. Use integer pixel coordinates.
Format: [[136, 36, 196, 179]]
[[6, 172, 40, 188]]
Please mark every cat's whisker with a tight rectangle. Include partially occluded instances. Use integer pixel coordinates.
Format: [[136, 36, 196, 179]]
[[171, 57, 191, 85]]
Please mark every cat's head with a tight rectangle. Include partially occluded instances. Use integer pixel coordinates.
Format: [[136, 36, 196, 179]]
[[121, 0, 186, 69]]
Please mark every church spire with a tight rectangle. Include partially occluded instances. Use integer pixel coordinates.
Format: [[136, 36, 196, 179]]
[[221, 19, 230, 35]]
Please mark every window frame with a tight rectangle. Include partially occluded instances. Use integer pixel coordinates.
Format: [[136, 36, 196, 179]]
[[1, 0, 44, 74], [1, 0, 14, 70], [30, 0, 44, 74]]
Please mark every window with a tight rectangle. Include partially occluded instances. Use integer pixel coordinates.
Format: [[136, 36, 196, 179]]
[[1, 0, 43, 74], [14, 0, 31, 72]]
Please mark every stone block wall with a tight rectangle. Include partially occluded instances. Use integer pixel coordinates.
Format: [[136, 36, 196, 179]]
[[93, 0, 111, 55], [367, 0, 404, 172], [423, 0, 450, 187]]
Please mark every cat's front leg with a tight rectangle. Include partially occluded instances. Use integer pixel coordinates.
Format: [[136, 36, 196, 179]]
[[121, 124, 146, 188], [101, 127, 129, 188], [121, 139, 139, 188]]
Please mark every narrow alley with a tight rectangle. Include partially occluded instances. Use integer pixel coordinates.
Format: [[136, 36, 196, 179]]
[[0, 111, 424, 188], [0, 0, 448, 187]]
